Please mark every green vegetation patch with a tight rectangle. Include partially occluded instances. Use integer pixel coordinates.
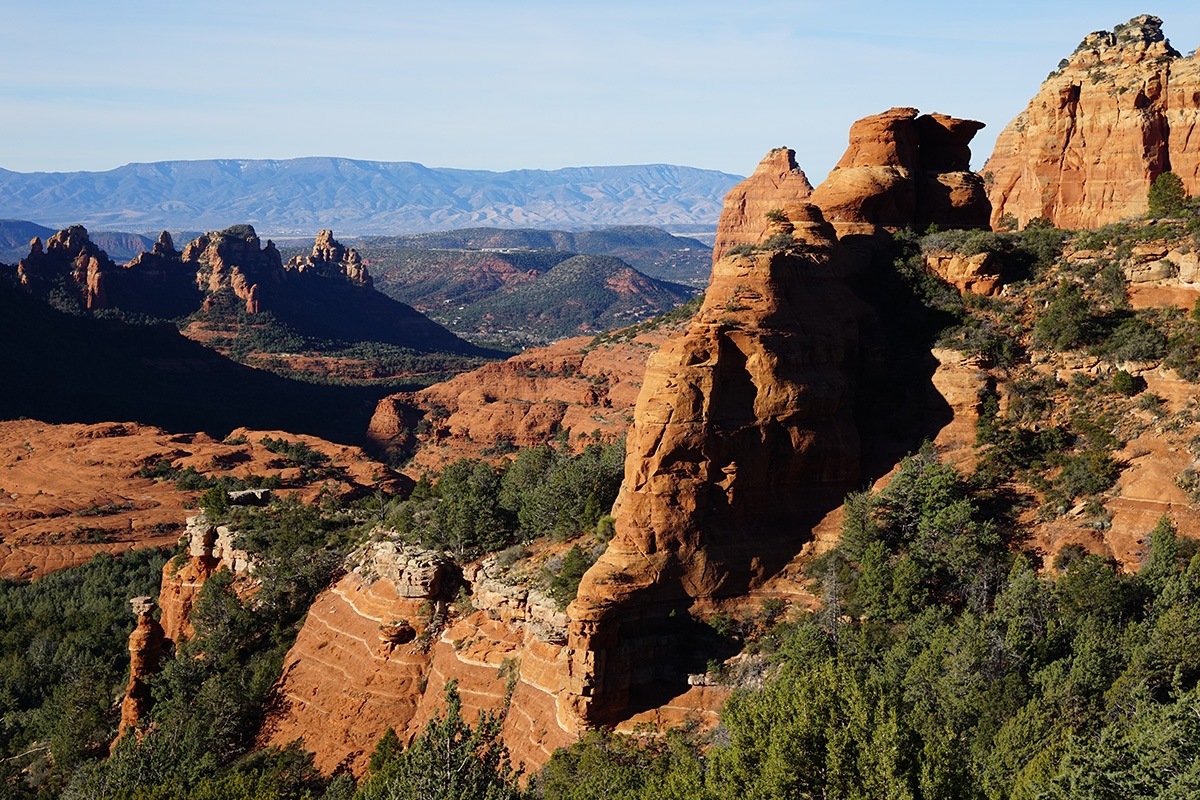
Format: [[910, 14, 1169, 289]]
[[385, 439, 624, 560], [533, 452, 1200, 800], [0, 550, 168, 797]]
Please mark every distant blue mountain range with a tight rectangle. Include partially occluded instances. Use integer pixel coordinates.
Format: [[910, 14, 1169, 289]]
[[0, 158, 743, 236]]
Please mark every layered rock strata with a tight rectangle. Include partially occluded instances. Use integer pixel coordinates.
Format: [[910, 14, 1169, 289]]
[[985, 15, 1200, 229], [563, 202, 879, 724], [262, 542, 582, 774]]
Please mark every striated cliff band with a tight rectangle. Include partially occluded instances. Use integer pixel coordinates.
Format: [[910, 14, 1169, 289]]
[[985, 14, 1200, 229]]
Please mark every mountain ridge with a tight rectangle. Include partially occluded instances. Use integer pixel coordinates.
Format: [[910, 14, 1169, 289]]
[[0, 158, 743, 236]]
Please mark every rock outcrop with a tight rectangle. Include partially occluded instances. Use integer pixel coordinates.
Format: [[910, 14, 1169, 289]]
[[117, 231, 202, 318], [924, 251, 1003, 296], [711, 112, 990, 263], [809, 108, 991, 237], [261, 540, 584, 775], [158, 513, 256, 643], [16, 225, 116, 310], [285, 230, 371, 286], [985, 15, 1200, 229], [112, 596, 165, 749], [563, 202, 880, 724], [185, 226, 284, 314], [711, 148, 814, 263]]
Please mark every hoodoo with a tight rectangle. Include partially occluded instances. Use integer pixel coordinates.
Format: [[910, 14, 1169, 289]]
[[985, 14, 1200, 229], [711, 147, 814, 263], [562, 106, 991, 725], [112, 596, 165, 749]]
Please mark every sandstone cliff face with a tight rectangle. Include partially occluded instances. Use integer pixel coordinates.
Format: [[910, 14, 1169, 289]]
[[16, 226, 116, 310], [113, 596, 165, 748], [262, 541, 581, 774], [809, 108, 990, 237], [563, 203, 879, 724], [985, 15, 1200, 229], [185, 227, 284, 314], [711, 148, 814, 263]]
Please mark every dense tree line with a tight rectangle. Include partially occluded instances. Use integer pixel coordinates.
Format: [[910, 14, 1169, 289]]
[[0, 551, 167, 799], [530, 450, 1200, 800], [385, 440, 624, 559]]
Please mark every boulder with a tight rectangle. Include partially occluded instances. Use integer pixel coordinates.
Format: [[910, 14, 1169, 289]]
[[924, 251, 1003, 295]]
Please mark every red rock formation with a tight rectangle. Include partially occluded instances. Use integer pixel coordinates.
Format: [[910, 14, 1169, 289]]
[[711, 148, 814, 263], [112, 596, 165, 749], [286, 230, 372, 286], [158, 515, 238, 643], [810, 108, 990, 237], [261, 543, 580, 775], [258, 543, 448, 773], [564, 203, 879, 724], [924, 251, 1003, 296], [183, 226, 283, 314], [985, 15, 1200, 229], [16, 225, 116, 310], [0, 420, 404, 582]]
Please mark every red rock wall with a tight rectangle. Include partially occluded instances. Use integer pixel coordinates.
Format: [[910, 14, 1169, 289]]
[[260, 575, 435, 774], [404, 614, 575, 772], [262, 548, 579, 776], [985, 15, 1200, 229], [564, 204, 879, 725]]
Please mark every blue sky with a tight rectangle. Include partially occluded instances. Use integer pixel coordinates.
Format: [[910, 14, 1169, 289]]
[[2, 1, 1198, 182]]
